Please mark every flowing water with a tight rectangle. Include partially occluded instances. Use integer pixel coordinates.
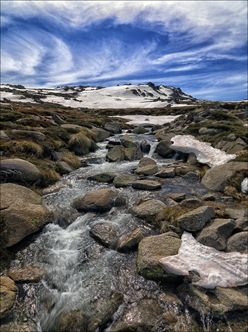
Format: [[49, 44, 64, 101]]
[[9, 131, 210, 331]]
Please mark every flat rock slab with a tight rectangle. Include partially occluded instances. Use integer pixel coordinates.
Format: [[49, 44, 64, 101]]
[[160, 232, 248, 289], [132, 180, 161, 191]]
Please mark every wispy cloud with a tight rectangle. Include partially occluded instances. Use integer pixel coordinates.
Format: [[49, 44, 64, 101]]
[[1, 1, 247, 100]]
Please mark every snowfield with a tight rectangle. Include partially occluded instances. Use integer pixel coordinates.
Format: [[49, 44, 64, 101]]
[[0, 83, 196, 109]]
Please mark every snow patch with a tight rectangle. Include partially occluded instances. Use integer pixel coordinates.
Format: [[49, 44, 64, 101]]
[[113, 115, 181, 125], [160, 232, 248, 289], [170, 135, 236, 167]]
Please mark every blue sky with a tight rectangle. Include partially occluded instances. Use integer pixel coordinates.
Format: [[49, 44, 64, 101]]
[[1, 1, 247, 100]]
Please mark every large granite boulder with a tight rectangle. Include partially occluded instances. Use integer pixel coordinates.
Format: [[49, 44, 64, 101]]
[[0, 276, 17, 319], [0, 158, 41, 184], [72, 188, 121, 213], [0, 183, 51, 247], [177, 206, 215, 232], [197, 218, 235, 250], [202, 162, 248, 191], [137, 232, 181, 281], [135, 157, 158, 175]]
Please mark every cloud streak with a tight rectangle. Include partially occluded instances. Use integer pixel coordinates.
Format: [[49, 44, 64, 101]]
[[1, 1, 247, 100]]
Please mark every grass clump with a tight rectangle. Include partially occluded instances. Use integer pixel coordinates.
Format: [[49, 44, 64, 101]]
[[61, 151, 81, 169], [68, 132, 96, 155], [2, 140, 43, 158]]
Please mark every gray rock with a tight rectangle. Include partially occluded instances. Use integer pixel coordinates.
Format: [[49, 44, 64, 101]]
[[53, 309, 88, 332], [113, 174, 137, 188], [56, 161, 73, 174], [0, 276, 17, 319], [131, 199, 166, 223], [116, 228, 144, 252], [0, 158, 41, 184], [133, 126, 148, 134], [135, 157, 158, 175], [123, 146, 143, 161], [90, 223, 117, 248], [106, 146, 125, 162], [155, 139, 174, 158], [104, 122, 122, 134], [0, 130, 10, 141], [167, 192, 186, 202], [156, 167, 175, 178], [120, 135, 138, 148], [197, 218, 235, 250], [132, 180, 162, 191], [227, 232, 248, 253], [202, 162, 248, 192], [88, 173, 116, 183], [177, 206, 215, 232], [199, 127, 220, 135], [137, 233, 181, 281]]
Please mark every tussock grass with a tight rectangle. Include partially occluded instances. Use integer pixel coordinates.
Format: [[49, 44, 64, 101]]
[[2, 140, 43, 158], [61, 151, 81, 169]]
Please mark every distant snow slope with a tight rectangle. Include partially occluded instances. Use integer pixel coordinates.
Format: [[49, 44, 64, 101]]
[[0, 83, 196, 108]]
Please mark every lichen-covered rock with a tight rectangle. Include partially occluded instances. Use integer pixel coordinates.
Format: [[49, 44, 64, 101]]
[[227, 231, 248, 253], [131, 199, 166, 223], [155, 139, 174, 158], [135, 157, 158, 175], [177, 206, 215, 232], [72, 188, 120, 213], [0, 158, 41, 184], [0, 276, 17, 319], [120, 135, 138, 148], [197, 218, 235, 250], [91, 127, 110, 142], [0, 183, 51, 247], [90, 223, 117, 248], [123, 146, 143, 161], [137, 233, 181, 281]]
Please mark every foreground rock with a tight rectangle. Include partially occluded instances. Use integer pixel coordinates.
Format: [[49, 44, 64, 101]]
[[132, 180, 161, 191], [116, 228, 144, 252], [160, 232, 248, 289], [0, 183, 51, 247], [137, 232, 181, 281], [177, 206, 215, 232], [202, 161, 248, 191], [0, 158, 41, 184], [0, 276, 17, 319], [90, 223, 117, 248], [131, 199, 166, 223], [109, 298, 162, 332], [72, 188, 121, 212], [135, 157, 158, 175], [227, 231, 248, 253], [197, 219, 235, 250], [8, 267, 45, 282]]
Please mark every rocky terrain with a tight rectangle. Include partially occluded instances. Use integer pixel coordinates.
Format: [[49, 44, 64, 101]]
[[0, 95, 247, 332]]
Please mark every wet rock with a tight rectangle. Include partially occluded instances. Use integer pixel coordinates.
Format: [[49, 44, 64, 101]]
[[133, 126, 148, 134], [135, 157, 158, 175], [91, 127, 110, 142], [72, 188, 120, 213], [180, 197, 202, 209], [202, 161, 248, 191], [123, 146, 143, 161], [155, 139, 174, 158], [116, 228, 144, 252], [109, 298, 163, 332], [120, 135, 138, 148], [177, 206, 215, 232], [113, 174, 137, 188], [106, 146, 125, 162], [88, 293, 123, 331], [88, 172, 116, 183], [227, 232, 248, 253], [56, 161, 73, 174], [137, 233, 181, 281], [167, 192, 186, 202], [0, 276, 17, 319], [197, 219, 235, 250], [7, 267, 45, 282], [140, 139, 151, 153], [0, 183, 51, 247], [104, 122, 122, 134], [131, 199, 166, 223], [156, 167, 175, 178], [90, 223, 117, 248], [0, 158, 41, 184], [53, 309, 88, 332], [132, 180, 162, 191]]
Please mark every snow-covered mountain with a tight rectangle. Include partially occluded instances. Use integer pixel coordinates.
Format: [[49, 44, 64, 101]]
[[0, 83, 197, 108]]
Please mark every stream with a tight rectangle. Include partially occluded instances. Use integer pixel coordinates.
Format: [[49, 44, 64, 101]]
[[9, 130, 210, 332]]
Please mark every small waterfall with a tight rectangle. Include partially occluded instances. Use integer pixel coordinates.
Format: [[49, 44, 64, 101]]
[[148, 141, 158, 158]]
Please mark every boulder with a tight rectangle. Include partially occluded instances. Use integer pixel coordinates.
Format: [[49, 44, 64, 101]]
[[167, 192, 186, 202], [197, 219, 235, 250], [61, 123, 84, 132], [202, 162, 248, 191], [90, 223, 117, 248], [72, 188, 120, 213], [91, 127, 110, 142], [133, 126, 148, 134], [113, 174, 137, 188], [7, 267, 45, 282], [69, 132, 96, 155], [104, 122, 122, 134], [155, 140, 174, 158], [180, 197, 202, 209], [123, 146, 143, 161], [140, 139, 151, 153], [53, 309, 88, 332], [132, 180, 161, 191], [227, 232, 248, 253], [156, 167, 175, 178], [177, 206, 215, 232], [120, 135, 138, 148], [116, 228, 144, 252], [56, 161, 73, 174], [109, 298, 162, 332], [0, 158, 41, 184], [0, 276, 17, 319], [135, 157, 158, 175], [131, 199, 166, 223], [0, 183, 51, 247], [88, 173, 115, 183], [106, 146, 125, 162], [137, 232, 181, 281]]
